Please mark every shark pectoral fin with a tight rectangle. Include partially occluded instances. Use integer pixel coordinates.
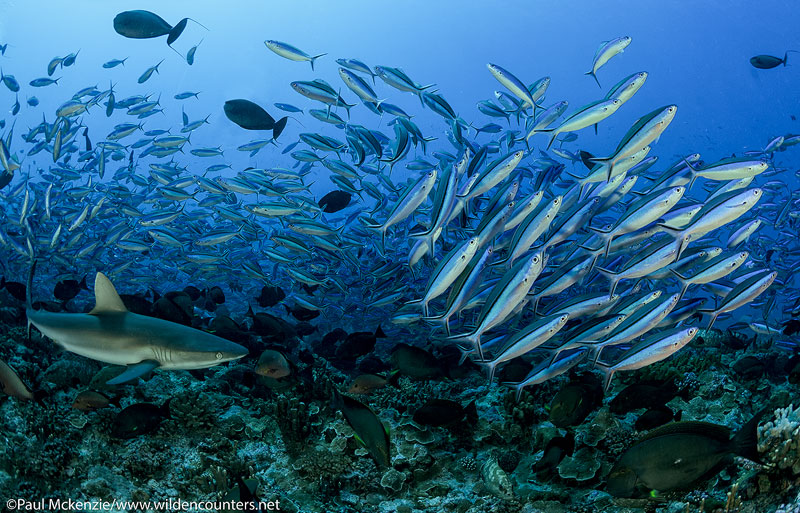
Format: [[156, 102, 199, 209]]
[[106, 360, 160, 385], [89, 272, 129, 315]]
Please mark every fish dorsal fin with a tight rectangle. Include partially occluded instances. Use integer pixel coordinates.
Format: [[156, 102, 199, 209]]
[[638, 420, 731, 444], [89, 272, 128, 315]]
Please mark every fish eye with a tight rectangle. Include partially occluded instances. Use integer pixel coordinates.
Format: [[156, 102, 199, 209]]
[[215, 351, 223, 359]]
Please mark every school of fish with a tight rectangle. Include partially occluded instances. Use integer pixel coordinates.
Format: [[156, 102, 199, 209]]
[[1, 10, 799, 497]]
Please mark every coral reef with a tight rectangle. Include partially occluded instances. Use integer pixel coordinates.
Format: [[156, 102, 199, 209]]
[[0, 317, 796, 513], [758, 404, 800, 474]]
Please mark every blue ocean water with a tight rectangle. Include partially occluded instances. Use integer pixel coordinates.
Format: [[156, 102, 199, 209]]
[[1, 1, 799, 512]]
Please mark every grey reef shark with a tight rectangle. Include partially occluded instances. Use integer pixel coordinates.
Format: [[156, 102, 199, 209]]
[[26, 265, 248, 385]]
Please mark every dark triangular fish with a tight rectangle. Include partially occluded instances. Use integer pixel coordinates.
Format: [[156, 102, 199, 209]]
[[635, 405, 682, 432], [0, 170, 12, 190], [224, 99, 275, 130], [335, 325, 387, 360], [256, 285, 285, 308], [412, 398, 477, 427], [283, 304, 319, 322], [183, 285, 203, 301], [782, 318, 800, 336], [53, 276, 88, 301], [111, 399, 171, 439], [548, 373, 603, 428], [533, 433, 575, 479], [207, 285, 225, 304], [113, 10, 172, 39], [390, 343, 444, 380], [301, 283, 319, 295], [1, 277, 26, 302], [318, 190, 351, 213]]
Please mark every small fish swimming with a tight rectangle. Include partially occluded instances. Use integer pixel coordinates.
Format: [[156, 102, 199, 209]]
[[137, 60, 164, 84], [586, 36, 632, 88], [102, 57, 128, 68], [264, 40, 326, 70], [29, 77, 60, 87], [750, 51, 798, 69]]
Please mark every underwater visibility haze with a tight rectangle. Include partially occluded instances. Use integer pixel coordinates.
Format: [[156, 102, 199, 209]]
[[1, 1, 800, 512]]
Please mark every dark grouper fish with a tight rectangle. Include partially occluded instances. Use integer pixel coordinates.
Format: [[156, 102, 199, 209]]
[[113, 10, 172, 39]]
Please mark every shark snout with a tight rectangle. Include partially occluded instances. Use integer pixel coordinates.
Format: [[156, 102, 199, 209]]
[[216, 340, 249, 363]]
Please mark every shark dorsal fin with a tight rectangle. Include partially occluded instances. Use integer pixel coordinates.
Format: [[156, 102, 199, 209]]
[[89, 272, 128, 315]]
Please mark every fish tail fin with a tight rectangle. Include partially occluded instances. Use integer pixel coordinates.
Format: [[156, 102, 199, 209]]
[[309, 53, 327, 71], [594, 360, 615, 392], [595, 267, 619, 296], [669, 269, 690, 300], [478, 358, 499, 384], [697, 308, 719, 329], [732, 407, 770, 462], [465, 399, 478, 424], [513, 381, 527, 402], [545, 130, 558, 150], [424, 236, 435, 259], [416, 90, 426, 108], [448, 331, 479, 358], [456, 344, 473, 365], [487, 255, 510, 268], [585, 70, 601, 88]]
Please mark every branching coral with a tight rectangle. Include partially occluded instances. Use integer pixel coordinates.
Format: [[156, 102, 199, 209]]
[[758, 404, 800, 474]]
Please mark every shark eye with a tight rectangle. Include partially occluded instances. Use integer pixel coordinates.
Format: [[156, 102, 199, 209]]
[[215, 352, 223, 360]]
